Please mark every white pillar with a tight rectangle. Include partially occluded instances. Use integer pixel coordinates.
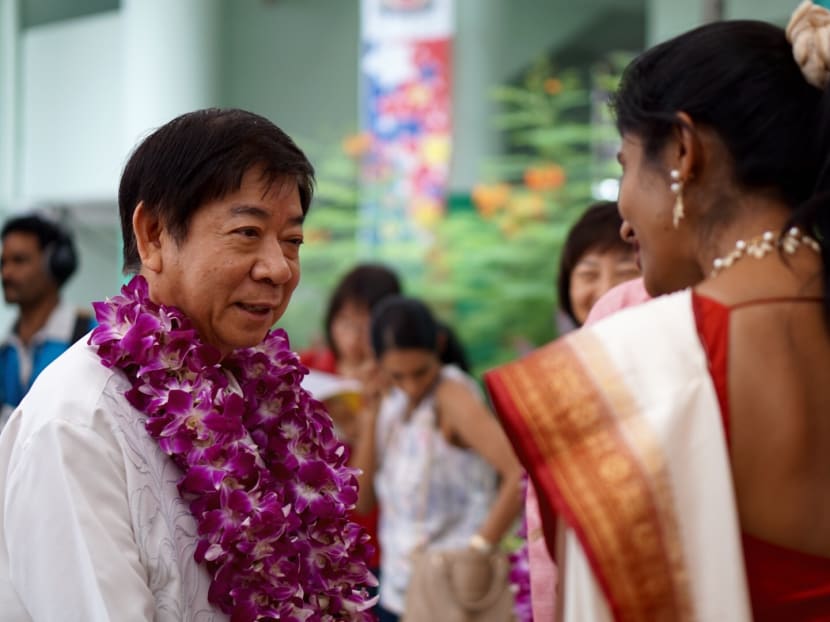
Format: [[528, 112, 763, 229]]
[[122, 0, 222, 151], [0, 0, 20, 214], [702, 0, 724, 22]]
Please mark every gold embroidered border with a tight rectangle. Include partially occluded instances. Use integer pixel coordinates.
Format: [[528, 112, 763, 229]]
[[497, 332, 692, 622]]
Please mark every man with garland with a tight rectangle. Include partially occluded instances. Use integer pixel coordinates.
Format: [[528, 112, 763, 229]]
[[0, 108, 375, 621]]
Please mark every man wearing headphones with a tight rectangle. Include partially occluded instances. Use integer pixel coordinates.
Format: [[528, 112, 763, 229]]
[[0, 214, 94, 423]]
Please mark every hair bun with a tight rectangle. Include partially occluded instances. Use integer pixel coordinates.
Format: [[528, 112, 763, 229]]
[[787, 0, 830, 89]]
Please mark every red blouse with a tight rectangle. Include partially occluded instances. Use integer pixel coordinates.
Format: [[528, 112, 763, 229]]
[[692, 291, 830, 621]]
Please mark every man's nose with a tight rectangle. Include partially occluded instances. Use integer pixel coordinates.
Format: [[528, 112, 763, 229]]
[[252, 241, 292, 284]]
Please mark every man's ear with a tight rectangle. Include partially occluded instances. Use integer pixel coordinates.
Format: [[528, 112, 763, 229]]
[[132, 201, 164, 273]]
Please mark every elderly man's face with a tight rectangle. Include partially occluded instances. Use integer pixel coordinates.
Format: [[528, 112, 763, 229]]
[[144, 168, 304, 356]]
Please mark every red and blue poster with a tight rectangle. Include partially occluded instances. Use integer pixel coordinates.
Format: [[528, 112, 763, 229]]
[[359, 0, 454, 248]]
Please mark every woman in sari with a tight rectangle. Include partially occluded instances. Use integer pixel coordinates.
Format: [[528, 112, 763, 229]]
[[486, 3, 830, 620]]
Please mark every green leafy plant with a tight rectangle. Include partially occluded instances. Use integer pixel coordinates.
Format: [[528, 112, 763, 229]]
[[416, 55, 629, 376], [279, 54, 629, 378]]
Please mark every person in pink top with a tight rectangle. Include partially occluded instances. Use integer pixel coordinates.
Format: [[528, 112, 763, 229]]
[[526, 277, 649, 620], [584, 277, 650, 325], [554, 202, 640, 334]]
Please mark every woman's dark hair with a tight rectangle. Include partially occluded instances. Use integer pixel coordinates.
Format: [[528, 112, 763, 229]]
[[611, 19, 830, 319], [371, 295, 470, 372], [557, 201, 628, 326], [118, 108, 315, 274], [324, 264, 402, 358], [436, 322, 471, 373], [611, 21, 824, 210], [2, 214, 65, 250]]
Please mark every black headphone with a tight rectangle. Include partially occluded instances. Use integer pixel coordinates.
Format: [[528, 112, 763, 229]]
[[2, 212, 79, 286], [43, 222, 78, 285]]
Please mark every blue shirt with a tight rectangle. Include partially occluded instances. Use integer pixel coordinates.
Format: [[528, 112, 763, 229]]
[[0, 301, 96, 411]]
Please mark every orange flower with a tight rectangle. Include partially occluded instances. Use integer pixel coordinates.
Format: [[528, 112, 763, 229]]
[[341, 133, 372, 158], [509, 194, 545, 218], [472, 183, 511, 218], [523, 164, 566, 191], [305, 229, 331, 243], [499, 218, 520, 238], [544, 78, 562, 95]]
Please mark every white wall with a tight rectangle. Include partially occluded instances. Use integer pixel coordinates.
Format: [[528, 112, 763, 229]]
[[122, 0, 222, 152], [14, 1, 225, 325], [0, 0, 20, 212], [20, 11, 123, 203], [9, 11, 123, 330]]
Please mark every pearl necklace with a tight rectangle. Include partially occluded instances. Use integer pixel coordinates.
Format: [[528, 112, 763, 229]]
[[710, 227, 821, 277]]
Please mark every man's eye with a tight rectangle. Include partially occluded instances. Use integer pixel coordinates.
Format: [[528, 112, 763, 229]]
[[236, 228, 259, 238]]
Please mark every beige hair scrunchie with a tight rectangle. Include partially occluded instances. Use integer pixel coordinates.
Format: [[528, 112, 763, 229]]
[[787, 0, 830, 89]]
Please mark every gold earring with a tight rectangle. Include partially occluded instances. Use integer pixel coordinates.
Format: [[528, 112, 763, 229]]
[[670, 169, 684, 229]]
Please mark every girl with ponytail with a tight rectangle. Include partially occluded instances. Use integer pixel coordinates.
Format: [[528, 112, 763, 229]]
[[351, 296, 523, 621]]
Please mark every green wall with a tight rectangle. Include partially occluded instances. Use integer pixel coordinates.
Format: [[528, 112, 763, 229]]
[[648, 0, 795, 44], [218, 0, 360, 149], [218, 0, 643, 191]]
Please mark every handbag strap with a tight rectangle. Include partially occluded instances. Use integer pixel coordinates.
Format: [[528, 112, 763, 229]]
[[414, 396, 435, 548], [429, 550, 513, 611]]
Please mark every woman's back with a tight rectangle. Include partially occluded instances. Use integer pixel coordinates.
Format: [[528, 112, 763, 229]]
[[698, 251, 830, 558]]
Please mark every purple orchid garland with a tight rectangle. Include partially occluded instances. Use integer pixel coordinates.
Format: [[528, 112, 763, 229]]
[[508, 474, 533, 622], [91, 276, 376, 621], [508, 518, 533, 622]]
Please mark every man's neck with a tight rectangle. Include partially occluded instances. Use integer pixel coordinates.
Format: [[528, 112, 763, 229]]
[[16, 292, 61, 346]]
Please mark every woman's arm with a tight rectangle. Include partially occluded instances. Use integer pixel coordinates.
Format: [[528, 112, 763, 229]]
[[350, 404, 379, 515], [349, 368, 388, 515], [437, 379, 524, 547]]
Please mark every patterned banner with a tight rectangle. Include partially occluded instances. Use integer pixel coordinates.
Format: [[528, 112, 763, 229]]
[[359, 0, 454, 249]]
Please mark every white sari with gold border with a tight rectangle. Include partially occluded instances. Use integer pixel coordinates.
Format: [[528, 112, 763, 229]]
[[486, 290, 752, 621]]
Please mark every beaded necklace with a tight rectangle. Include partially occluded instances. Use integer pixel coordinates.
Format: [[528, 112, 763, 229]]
[[710, 227, 821, 277]]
